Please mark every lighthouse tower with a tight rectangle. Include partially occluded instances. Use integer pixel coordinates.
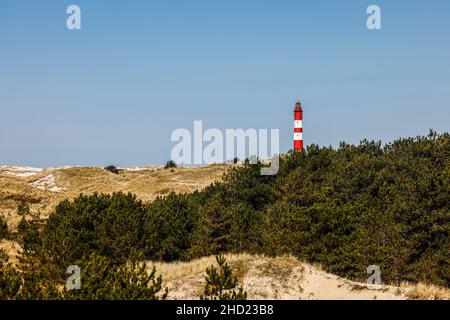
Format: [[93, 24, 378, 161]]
[[293, 101, 303, 152]]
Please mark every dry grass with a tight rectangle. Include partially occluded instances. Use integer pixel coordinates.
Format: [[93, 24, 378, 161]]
[[147, 253, 257, 282], [401, 282, 450, 300]]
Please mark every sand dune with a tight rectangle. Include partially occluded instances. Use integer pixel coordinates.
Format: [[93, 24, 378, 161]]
[[149, 254, 450, 300], [0, 164, 230, 232]]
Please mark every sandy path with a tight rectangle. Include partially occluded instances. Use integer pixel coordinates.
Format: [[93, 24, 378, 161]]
[[298, 263, 403, 300]]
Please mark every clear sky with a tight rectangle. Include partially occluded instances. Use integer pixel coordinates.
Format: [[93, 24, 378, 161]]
[[0, 0, 449, 167]]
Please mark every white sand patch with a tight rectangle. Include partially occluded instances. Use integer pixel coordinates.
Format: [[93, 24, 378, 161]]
[[46, 166, 77, 170], [120, 165, 163, 171], [0, 166, 43, 177], [30, 174, 63, 192]]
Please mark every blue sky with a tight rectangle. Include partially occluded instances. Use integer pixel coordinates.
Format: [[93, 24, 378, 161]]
[[0, 0, 449, 167]]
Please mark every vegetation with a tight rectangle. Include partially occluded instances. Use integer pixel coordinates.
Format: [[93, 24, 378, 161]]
[[43, 192, 147, 269], [63, 254, 167, 300], [17, 217, 41, 253], [17, 202, 31, 216], [0, 249, 167, 300], [164, 160, 177, 169], [1, 130, 449, 299], [0, 216, 7, 239], [201, 255, 247, 300], [0, 249, 60, 300], [0, 249, 22, 299], [104, 165, 120, 174]]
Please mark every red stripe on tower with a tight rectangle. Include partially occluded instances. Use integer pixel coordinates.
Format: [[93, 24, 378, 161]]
[[293, 100, 303, 152]]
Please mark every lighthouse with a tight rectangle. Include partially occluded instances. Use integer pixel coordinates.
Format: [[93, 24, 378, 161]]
[[293, 101, 303, 152]]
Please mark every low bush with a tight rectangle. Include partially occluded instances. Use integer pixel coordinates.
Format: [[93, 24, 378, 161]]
[[104, 165, 120, 174], [164, 160, 177, 169], [201, 255, 247, 300], [0, 216, 7, 239]]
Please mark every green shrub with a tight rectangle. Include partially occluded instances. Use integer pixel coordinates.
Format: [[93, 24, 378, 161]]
[[164, 160, 177, 169], [104, 165, 120, 174], [143, 193, 199, 261], [43, 192, 147, 269], [0, 216, 8, 239], [63, 254, 167, 300], [17, 202, 31, 216], [200, 255, 247, 300], [17, 217, 41, 253], [0, 249, 61, 300], [0, 249, 21, 299]]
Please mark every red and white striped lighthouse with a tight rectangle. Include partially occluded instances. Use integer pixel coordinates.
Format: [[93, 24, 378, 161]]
[[293, 101, 303, 152]]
